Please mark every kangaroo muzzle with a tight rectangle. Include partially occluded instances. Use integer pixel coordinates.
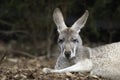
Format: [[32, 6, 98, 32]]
[[63, 44, 77, 59], [64, 51, 71, 58]]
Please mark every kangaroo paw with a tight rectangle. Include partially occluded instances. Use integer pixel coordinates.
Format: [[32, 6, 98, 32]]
[[43, 68, 53, 73]]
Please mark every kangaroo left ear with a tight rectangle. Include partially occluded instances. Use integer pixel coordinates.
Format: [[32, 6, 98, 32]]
[[53, 8, 67, 33], [71, 10, 89, 33]]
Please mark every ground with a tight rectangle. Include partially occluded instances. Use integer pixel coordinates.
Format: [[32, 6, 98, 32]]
[[0, 56, 107, 80]]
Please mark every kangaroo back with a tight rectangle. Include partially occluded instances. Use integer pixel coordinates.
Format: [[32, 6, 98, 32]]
[[90, 42, 120, 80], [91, 42, 120, 61]]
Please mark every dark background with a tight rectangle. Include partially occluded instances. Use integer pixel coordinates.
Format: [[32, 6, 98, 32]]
[[0, 0, 120, 57]]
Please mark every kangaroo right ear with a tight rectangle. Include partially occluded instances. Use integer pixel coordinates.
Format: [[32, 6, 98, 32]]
[[53, 8, 67, 33], [71, 10, 89, 33]]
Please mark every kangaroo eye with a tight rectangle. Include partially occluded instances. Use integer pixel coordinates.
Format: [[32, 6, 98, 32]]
[[72, 39, 78, 43], [58, 39, 64, 43]]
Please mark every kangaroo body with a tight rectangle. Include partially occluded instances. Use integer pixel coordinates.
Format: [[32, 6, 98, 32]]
[[55, 41, 120, 80], [43, 8, 120, 80]]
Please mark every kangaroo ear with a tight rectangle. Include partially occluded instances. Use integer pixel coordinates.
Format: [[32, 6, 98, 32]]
[[71, 10, 89, 33], [53, 8, 67, 33]]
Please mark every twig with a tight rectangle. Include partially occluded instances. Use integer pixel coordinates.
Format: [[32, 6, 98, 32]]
[[0, 49, 36, 65], [0, 51, 7, 65], [9, 49, 36, 58], [0, 30, 30, 35], [0, 19, 16, 27]]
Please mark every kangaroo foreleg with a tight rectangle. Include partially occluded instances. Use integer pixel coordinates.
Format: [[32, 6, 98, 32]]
[[43, 59, 92, 73]]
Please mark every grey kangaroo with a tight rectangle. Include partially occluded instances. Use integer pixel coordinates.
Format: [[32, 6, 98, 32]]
[[43, 8, 120, 80]]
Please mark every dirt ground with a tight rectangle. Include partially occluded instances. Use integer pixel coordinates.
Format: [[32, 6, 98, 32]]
[[0, 56, 107, 80]]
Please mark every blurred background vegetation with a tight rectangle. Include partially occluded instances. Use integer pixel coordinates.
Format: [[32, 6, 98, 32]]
[[0, 0, 120, 57]]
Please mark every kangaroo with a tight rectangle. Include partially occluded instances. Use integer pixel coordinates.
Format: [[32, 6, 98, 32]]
[[43, 8, 120, 80]]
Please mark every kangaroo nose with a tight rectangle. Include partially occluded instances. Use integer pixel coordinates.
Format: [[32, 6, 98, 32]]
[[65, 51, 71, 58]]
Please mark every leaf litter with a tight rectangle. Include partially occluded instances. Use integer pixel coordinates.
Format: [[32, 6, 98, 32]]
[[0, 56, 107, 80]]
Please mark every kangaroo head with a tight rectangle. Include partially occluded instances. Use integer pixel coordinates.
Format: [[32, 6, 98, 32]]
[[53, 8, 89, 59]]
